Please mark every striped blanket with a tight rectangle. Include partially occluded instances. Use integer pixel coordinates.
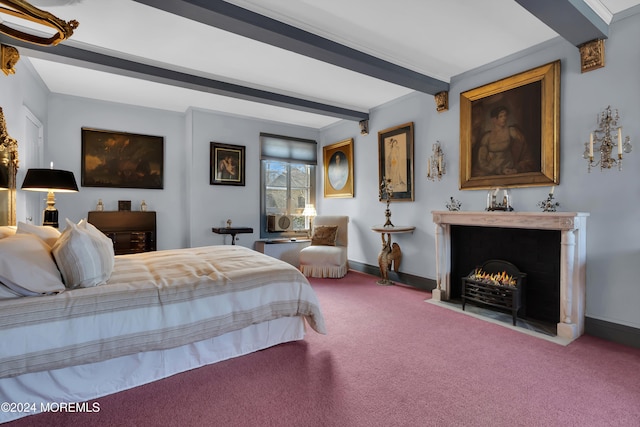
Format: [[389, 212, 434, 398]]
[[0, 245, 326, 378]]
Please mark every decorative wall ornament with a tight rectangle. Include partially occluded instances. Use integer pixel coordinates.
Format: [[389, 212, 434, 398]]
[[426, 141, 445, 181], [0, 0, 78, 46], [1, 44, 19, 76], [358, 119, 369, 135], [584, 105, 632, 172], [579, 39, 605, 73], [0, 106, 18, 225], [434, 91, 448, 112]]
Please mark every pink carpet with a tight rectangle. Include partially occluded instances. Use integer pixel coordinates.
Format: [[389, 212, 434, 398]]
[[5, 271, 640, 426]]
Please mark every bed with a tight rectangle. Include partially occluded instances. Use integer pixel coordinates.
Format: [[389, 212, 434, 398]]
[[0, 222, 326, 423]]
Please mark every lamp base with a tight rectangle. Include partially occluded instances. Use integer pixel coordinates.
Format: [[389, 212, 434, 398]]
[[43, 209, 59, 228]]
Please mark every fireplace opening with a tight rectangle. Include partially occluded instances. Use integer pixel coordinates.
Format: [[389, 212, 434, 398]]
[[450, 225, 561, 325], [462, 259, 527, 325]]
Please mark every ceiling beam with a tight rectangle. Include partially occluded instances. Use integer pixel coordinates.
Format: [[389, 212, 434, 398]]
[[133, 0, 449, 95], [515, 0, 608, 46], [0, 34, 368, 121]]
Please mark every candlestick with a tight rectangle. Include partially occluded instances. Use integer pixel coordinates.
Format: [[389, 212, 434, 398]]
[[589, 133, 593, 157], [550, 185, 554, 195], [618, 127, 623, 155]]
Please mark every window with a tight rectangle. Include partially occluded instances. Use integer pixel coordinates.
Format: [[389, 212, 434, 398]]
[[260, 133, 316, 238]]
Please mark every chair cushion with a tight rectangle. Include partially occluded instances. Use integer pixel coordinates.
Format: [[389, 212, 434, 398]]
[[300, 245, 346, 266], [311, 225, 338, 246]]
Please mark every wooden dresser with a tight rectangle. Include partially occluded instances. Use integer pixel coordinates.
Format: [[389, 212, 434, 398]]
[[87, 211, 156, 255]]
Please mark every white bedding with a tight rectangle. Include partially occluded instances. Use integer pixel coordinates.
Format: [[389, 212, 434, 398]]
[[0, 245, 326, 423], [0, 245, 325, 378]]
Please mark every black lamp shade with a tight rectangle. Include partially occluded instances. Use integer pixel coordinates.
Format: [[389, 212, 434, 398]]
[[21, 169, 79, 192]]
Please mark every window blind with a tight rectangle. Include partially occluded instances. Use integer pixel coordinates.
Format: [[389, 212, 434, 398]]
[[260, 133, 317, 165]]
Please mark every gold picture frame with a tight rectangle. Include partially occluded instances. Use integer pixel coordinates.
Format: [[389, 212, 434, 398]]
[[323, 138, 354, 198], [378, 122, 414, 201], [459, 60, 560, 190]]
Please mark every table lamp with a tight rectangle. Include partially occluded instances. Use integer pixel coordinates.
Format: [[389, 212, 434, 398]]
[[21, 167, 78, 228], [302, 204, 317, 237]]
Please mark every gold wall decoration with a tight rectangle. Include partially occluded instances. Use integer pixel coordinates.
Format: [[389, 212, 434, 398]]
[[1, 44, 19, 76], [579, 39, 605, 73], [0, 106, 19, 225], [0, 0, 78, 46], [434, 91, 449, 112]]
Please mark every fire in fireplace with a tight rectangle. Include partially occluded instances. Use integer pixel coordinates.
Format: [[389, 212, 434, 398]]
[[461, 260, 527, 326]]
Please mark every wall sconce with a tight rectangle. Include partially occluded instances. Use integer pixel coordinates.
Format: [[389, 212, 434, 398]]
[[426, 141, 445, 181], [21, 165, 78, 227], [584, 106, 632, 172], [359, 120, 369, 136]]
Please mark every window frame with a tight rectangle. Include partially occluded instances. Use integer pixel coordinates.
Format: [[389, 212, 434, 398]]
[[259, 133, 317, 239]]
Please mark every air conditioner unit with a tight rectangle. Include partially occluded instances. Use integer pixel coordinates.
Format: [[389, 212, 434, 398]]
[[267, 214, 293, 232]]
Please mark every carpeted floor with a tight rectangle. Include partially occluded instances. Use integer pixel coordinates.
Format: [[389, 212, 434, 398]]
[[5, 270, 640, 426]]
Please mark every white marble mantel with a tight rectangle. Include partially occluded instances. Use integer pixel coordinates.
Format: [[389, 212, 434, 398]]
[[432, 211, 589, 341]]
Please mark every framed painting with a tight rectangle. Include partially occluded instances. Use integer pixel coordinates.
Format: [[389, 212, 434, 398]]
[[323, 138, 354, 198], [81, 128, 164, 189], [210, 142, 245, 186], [459, 60, 560, 190], [378, 122, 414, 201]]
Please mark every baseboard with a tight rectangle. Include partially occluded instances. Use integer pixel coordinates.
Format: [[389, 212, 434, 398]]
[[585, 317, 640, 349], [349, 260, 640, 349], [348, 261, 436, 291]]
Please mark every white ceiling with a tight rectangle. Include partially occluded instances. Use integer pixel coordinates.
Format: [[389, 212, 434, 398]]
[[3, 0, 640, 128]]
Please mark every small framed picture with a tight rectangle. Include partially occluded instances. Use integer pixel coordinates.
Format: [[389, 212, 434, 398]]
[[210, 142, 245, 186]]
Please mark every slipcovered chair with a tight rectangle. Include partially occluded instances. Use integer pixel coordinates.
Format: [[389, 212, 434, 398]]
[[299, 215, 349, 278]]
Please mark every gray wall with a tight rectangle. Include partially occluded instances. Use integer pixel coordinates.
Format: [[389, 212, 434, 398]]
[[1, 12, 638, 333], [320, 13, 640, 331]]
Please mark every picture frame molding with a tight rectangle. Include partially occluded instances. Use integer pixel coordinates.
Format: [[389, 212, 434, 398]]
[[378, 122, 415, 201], [210, 142, 246, 186], [323, 138, 354, 198], [459, 60, 560, 190]]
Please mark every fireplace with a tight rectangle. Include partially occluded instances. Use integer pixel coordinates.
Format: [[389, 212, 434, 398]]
[[462, 259, 527, 326], [432, 211, 588, 342], [451, 225, 560, 324]]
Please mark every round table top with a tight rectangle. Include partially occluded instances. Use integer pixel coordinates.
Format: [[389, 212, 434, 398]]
[[371, 225, 416, 233]]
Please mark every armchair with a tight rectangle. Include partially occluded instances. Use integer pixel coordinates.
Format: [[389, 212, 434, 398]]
[[299, 215, 349, 278]]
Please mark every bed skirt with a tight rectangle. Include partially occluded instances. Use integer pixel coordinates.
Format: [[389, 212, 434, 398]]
[[0, 316, 306, 424]]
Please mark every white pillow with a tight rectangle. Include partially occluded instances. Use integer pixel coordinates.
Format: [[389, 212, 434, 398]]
[[16, 222, 61, 247], [52, 218, 115, 288], [0, 233, 65, 297], [0, 226, 17, 239]]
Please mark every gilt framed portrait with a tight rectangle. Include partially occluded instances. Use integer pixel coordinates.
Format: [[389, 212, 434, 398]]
[[459, 60, 560, 190], [323, 138, 354, 198], [210, 142, 245, 186], [378, 122, 414, 201], [81, 128, 164, 189]]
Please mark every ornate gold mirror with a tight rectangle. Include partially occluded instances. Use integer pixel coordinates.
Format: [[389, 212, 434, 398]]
[[0, 106, 18, 226]]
